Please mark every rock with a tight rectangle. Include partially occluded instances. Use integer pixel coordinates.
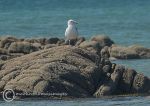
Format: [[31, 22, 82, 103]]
[[101, 46, 110, 59], [129, 45, 150, 58], [0, 37, 18, 49], [102, 65, 111, 74], [37, 38, 46, 45], [8, 53, 24, 60], [111, 65, 125, 84], [32, 43, 42, 49], [19, 38, 25, 41], [103, 59, 112, 68], [65, 39, 77, 46], [75, 37, 85, 46], [0, 48, 8, 55], [118, 68, 137, 93], [44, 44, 58, 49], [91, 35, 114, 47], [0, 37, 149, 98], [79, 41, 99, 49], [8, 41, 39, 54], [94, 65, 124, 97], [57, 39, 65, 45], [1, 46, 101, 98], [33, 80, 49, 93], [25, 39, 38, 44], [0, 55, 8, 61], [45, 38, 60, 44], [25, 38, 47, 45], [24, 38, 60, 45], [0, 53, 24, 61], [132, 73, 150, 93], [109, 45, 150, 59]]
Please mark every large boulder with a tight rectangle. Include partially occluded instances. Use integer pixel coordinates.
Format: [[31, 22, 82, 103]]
[[45, 37, 60, 44], [79, 41, 99, 49], [91, 35, 114, 47], [109, 45, 150, 59], [0, 37, 18, 49], [94, 65, 124, 97], [79, 41, 101, 54], [132, 73, 150, 93], [129, 45, 150, 58], [0, 46, 101, 98], [118, 68, 137, 93], [8, 41, 40, 54]]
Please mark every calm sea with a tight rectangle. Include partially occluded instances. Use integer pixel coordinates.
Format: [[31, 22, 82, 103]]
[[0, 0, 149, 105]]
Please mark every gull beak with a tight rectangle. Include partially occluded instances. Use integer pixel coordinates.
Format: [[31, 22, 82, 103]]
[[73, 21, 78, 24]]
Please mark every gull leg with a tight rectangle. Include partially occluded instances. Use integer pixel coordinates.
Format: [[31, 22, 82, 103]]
[[69, 40, 70, 45], [65, 39, 67, 44]]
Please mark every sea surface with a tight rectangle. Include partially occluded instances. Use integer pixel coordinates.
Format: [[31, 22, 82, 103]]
[[0, 0, 150, 105], [0, 96, 150, 106]]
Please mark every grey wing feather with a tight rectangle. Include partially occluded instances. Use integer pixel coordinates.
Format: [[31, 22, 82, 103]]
[[75, 27, 79, 36]]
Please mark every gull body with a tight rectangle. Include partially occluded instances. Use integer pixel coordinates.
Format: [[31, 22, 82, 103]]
[[65, 19, 78, 44]]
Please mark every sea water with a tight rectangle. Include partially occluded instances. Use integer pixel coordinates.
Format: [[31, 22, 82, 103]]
[[0, 0, 150, 47], [0, 0, 149, 105], [0, 96, 150, 106]]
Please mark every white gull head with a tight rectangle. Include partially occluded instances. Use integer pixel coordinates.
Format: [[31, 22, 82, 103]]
[[67, 19, 78, 26], [65, 19, 78, 44]]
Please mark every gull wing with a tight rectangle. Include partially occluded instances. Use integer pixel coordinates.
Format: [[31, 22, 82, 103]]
[[75, 27, 79, 36]]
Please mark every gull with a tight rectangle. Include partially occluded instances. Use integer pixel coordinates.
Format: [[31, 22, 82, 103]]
[[65, 19, 78, 45]]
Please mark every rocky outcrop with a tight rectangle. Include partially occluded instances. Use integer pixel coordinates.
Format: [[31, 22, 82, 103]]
[[8, 41, 40, 54], [0, 37, 64, 61], [0, 46, 101, 98], [109, 45, 150, 59], [91, 35, 114, 47], [78, 35, 150, 59], [78, 35, 114, 52], [0, 46, 149, 98], [94, 64, 150, 97], [0, 36, 150, 61]]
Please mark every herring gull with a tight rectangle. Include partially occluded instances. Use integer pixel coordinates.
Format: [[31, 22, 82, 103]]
[[65, 19, 78, 45]]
